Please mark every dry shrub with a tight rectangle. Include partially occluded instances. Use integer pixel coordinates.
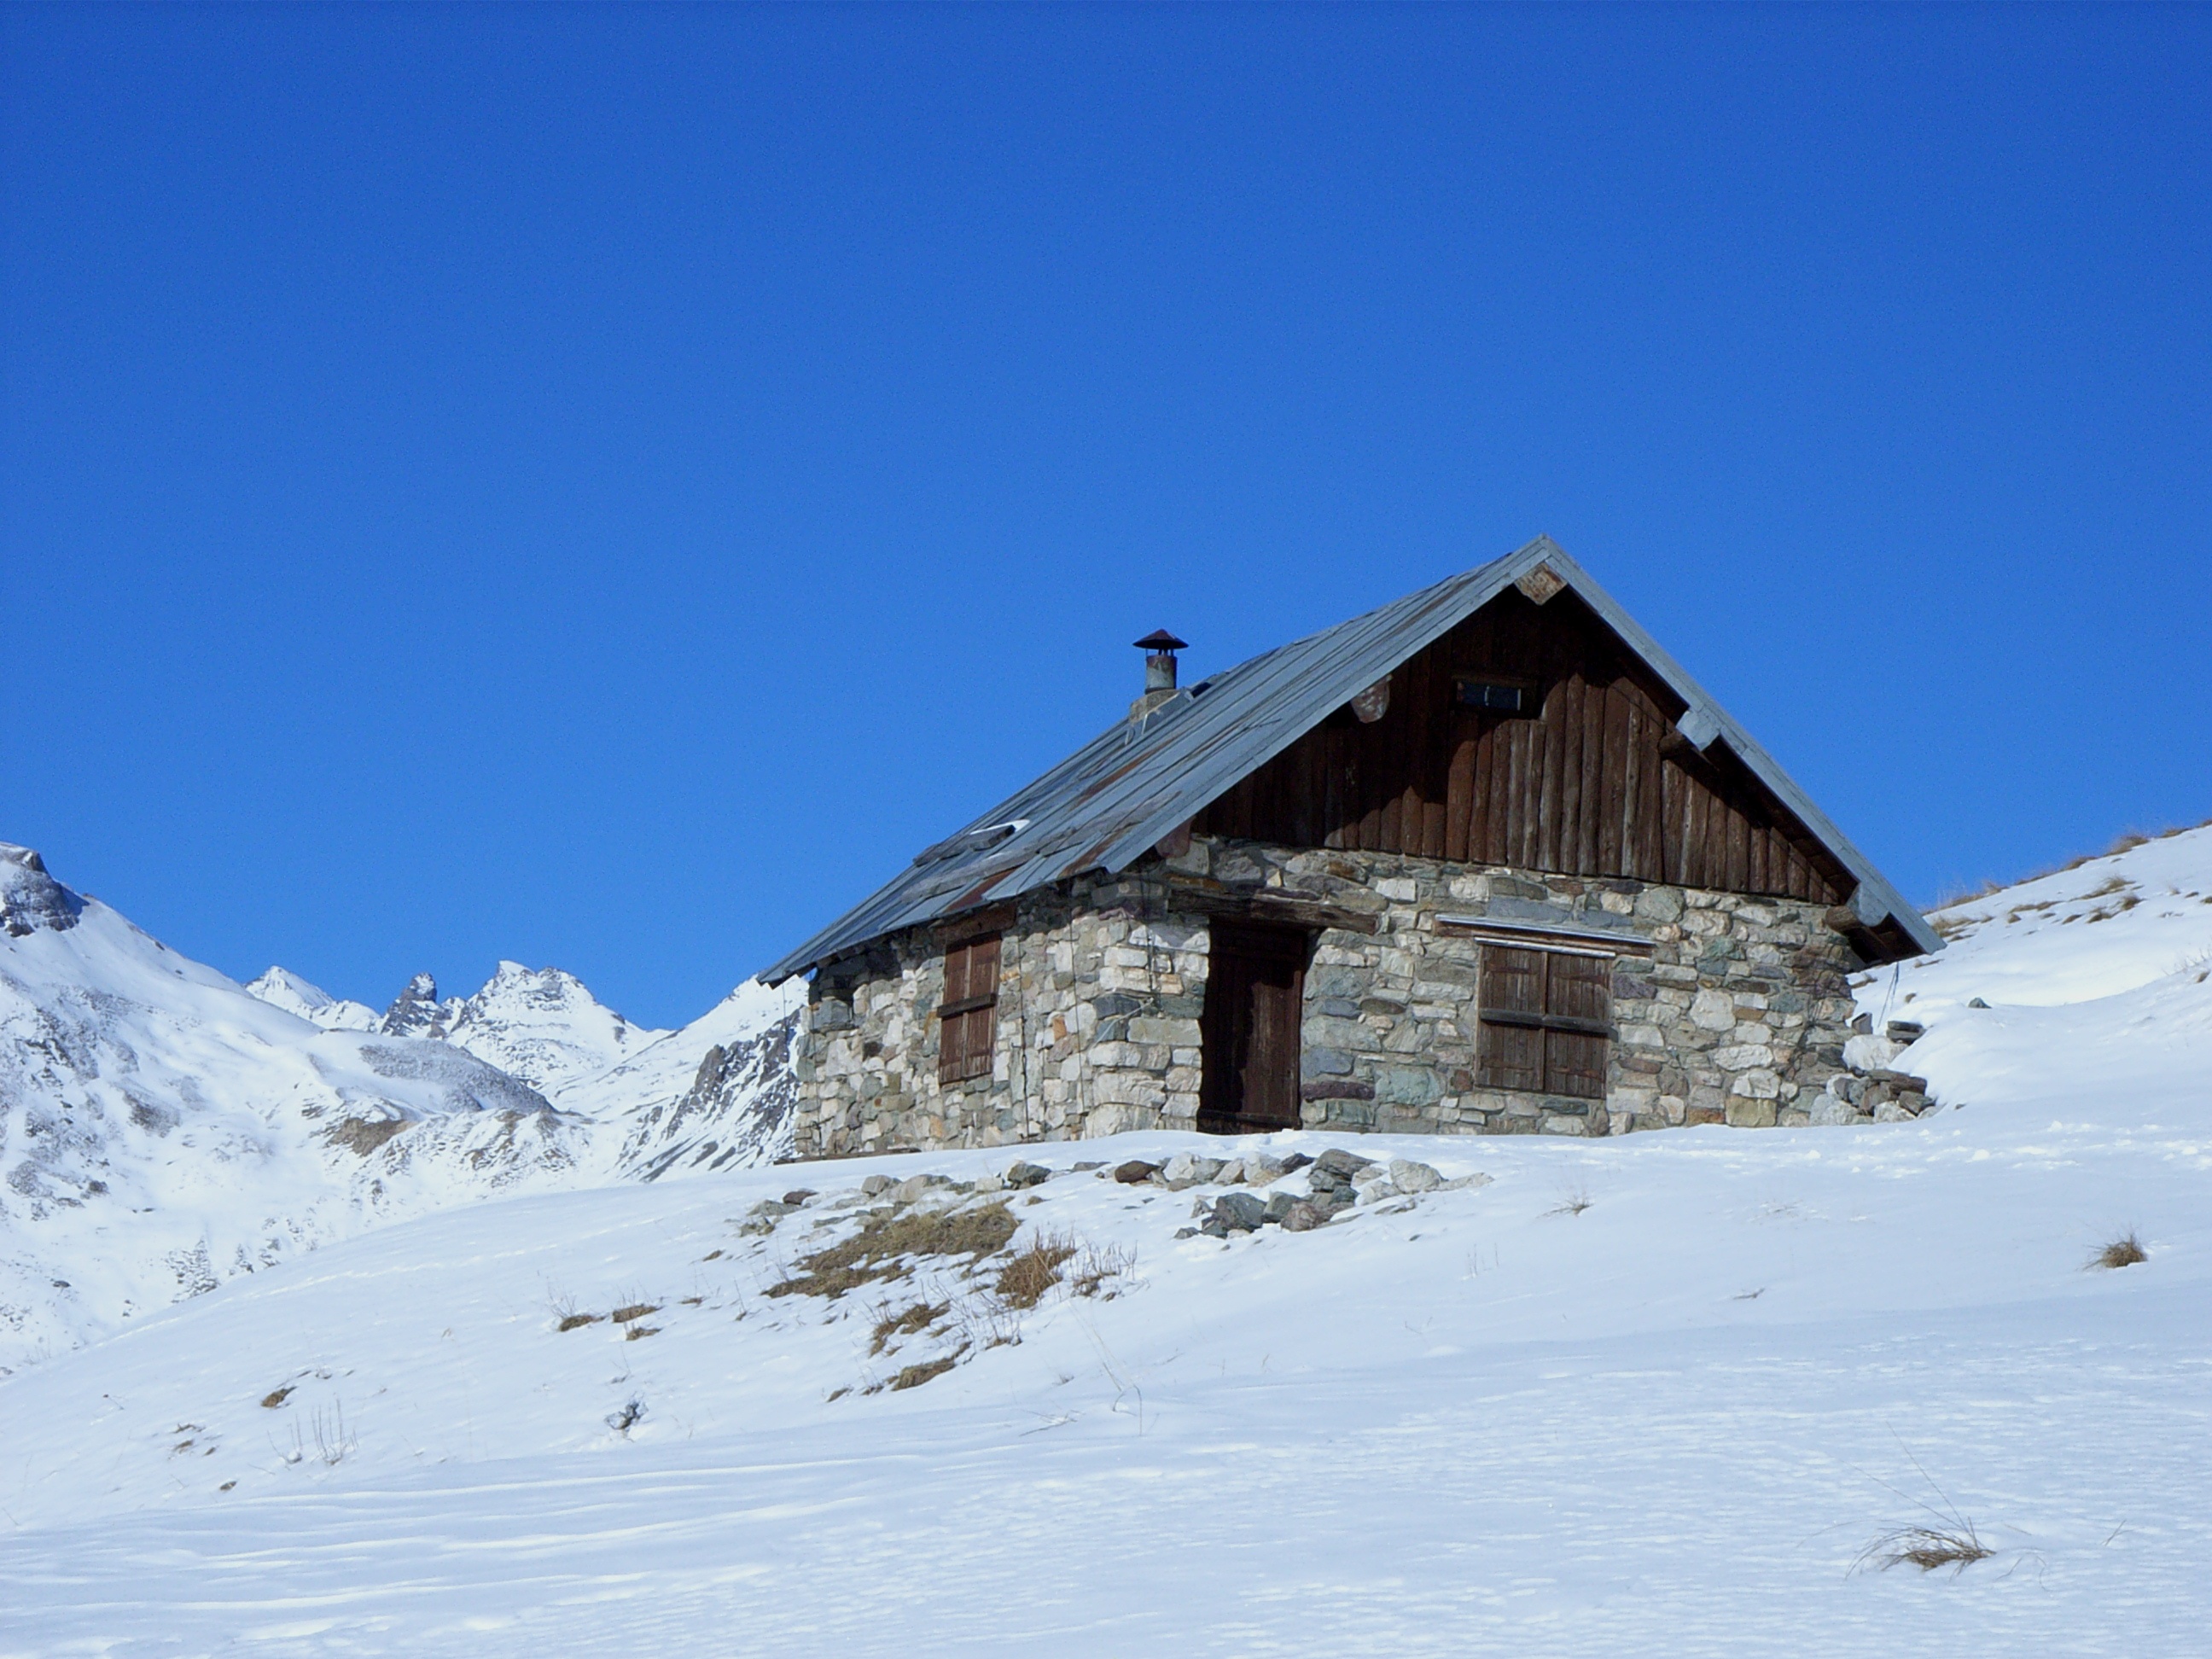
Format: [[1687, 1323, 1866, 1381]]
[[327, 1116, 407, 1157], [2091, 1231, 2148, 1271], [870, 1300, 950, 1355], [556, 1312, 602, 1332], [995, 1232, 1077, 1310], [769, 1202, 1017, 1300], [1859, 1524, 1994, 1575], [611, 1302, 660, 1324], [1068, 1239, 1138, 1299], [889, 1355, 959, 1391]]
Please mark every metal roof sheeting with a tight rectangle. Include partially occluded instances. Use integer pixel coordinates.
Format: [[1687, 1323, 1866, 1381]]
[[761, 537, 1941, 981]]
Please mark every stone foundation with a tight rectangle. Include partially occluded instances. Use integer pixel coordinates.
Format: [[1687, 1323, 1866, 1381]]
[[791, 835, 1866, 1156]]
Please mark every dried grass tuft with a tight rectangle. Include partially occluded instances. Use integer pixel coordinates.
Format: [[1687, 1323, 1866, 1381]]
[[1068, 1239, 1139, 1299], [994, 1233, 1077, 1310], [889, 1354, 959, 1392], [769, 1202, 1018, 1300], [1859, 1525, 1994, 1575], [1546, 1185, 1594, 1218], [556, 1312, 602, 1332], [2090, 1231, 2148, 1271], [611, 1302, 660, 1324], [870, 1300, 950, 1356]]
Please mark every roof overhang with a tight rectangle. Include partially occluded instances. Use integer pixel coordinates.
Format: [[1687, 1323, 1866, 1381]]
[[761, 537, 1941, 981]]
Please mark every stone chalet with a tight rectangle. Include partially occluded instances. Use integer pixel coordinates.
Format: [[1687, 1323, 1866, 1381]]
[[763, 538, 1940, 1155]]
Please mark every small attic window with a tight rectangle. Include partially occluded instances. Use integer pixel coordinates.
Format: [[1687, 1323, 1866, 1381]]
[[1456, 678, 1529, 713]]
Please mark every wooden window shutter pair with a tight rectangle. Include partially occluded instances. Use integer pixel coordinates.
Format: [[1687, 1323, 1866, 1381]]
[[937, 933, 1001, 1086], [1475, 945, 1611, 1101]]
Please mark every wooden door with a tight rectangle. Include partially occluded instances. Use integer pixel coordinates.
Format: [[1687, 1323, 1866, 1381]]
[[1200, 922, 1309, 1132]]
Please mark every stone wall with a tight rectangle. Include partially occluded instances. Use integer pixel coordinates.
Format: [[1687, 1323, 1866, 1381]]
[[791, 875, 1213, 1157], [790, 834, 1868, 1155]]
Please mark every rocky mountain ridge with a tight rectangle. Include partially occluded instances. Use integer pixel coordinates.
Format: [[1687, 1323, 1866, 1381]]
[[0, 842, 800, 1375]]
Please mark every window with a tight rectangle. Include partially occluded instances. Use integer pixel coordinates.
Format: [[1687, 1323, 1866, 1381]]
[[1476, 945, 1611, 1099], [1454, 677, 1529, 713], [937, 933, 1001, 1085]]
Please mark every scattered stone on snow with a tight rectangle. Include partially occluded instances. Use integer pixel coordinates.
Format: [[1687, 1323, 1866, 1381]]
[[1113, 1160, 1161, 1185], [1387, 1158, 1442, 1193], [889, 1173, 956, 1204], [1160, 1152, 1227, 1189], [1212, 1191, 1267, 1232]]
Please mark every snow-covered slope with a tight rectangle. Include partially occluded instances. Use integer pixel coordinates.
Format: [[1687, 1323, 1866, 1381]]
[[423, 961, 669, 1096], [292, 963, 671, 1095], [3, 846, 801, 1376], [244, 967, 381, 1032], [560, 977, 804, 1180], [253, 960, 801, 1179], [1854, 820, 2212, 1121], [3, 821, 2207, 1653], [1876, 820, 2212, 1012], [0, 847, 598, 1373]]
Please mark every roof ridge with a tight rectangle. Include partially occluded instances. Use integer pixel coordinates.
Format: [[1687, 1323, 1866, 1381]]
[[761, 538, 1937, 981]]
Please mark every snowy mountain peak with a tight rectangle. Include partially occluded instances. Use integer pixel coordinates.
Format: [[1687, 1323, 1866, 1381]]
[[244, 966, 381, 1032], [439, 961, 668, 1096], [1, 843, 82, 938], [381, 971, 450, 1039]]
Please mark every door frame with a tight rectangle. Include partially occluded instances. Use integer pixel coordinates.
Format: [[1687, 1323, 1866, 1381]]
[[1197, 918, 1312, 1133]]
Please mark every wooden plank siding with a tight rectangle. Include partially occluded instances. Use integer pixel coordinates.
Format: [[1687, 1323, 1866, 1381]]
[[1191, 589, 1848, 905]]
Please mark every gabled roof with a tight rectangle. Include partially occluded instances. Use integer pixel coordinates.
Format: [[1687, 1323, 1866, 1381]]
[[762, 537, 1941, 981]]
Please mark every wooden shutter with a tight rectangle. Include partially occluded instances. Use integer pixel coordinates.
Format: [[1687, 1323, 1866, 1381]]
[[1543, 953, 1610, 1100], [1476, 944, 1611, 1101], [937, 934, 1000, 1085], [1476, 946, 1547, 1093]]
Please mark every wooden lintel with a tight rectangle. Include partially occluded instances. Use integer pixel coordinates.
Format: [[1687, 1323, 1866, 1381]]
[[1434, 912, 1653, 957], [936, 901, 1016, 944], [1168, 884, 1382, 935]]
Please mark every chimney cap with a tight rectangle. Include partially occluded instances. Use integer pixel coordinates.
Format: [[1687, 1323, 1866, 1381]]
[[1133, 629, 1188, 652]]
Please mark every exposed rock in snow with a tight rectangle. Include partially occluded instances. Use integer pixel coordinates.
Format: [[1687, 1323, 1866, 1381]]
[[559, 978, 805, 1180], [245, 966, 381, 1031], [0, 843, 81, 937], [0, 846, 801, 1376], [379, 971, 451, 1039]]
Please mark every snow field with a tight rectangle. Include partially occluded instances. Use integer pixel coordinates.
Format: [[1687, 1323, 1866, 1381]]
[[8, 826, 2212, 1652], [3, 1091, 2205, 1654]]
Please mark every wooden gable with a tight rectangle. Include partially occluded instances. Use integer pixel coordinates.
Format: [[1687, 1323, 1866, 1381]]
[[1191, 587, 1851, 905]]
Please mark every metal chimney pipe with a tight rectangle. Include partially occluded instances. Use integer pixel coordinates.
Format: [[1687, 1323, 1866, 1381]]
[[1130, 629, 1188, 720]]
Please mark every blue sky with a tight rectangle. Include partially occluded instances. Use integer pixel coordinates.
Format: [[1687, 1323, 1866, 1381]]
[[4, 4, 2207, 1029]]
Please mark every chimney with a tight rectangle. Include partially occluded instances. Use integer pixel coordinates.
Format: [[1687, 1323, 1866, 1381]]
[[1129, 629, 1187, 721]]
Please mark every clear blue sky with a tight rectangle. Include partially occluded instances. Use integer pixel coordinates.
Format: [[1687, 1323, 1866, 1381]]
[[4, 4, 2207, 1030]]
